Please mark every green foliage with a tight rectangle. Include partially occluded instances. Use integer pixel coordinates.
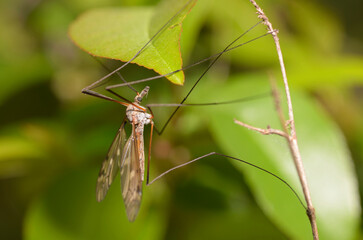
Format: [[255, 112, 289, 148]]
[[194, 75, 360, 240], [0, 0, 362, 239], [69, 0, 198, 85]]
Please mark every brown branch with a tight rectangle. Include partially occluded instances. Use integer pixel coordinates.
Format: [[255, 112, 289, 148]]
[[268, 74, 289, 134], [234, 119, 288, 138], [233, 1, 319, 239]]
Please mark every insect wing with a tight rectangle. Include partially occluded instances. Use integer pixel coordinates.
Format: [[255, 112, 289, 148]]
[[96, 121, 127, 202], [120, 127, 143, 222]]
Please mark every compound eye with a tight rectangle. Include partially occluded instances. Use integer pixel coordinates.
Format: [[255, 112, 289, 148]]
[[137, 96, 142, 102]]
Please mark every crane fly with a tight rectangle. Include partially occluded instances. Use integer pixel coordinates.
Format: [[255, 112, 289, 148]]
[[76, 0, 306, 223], [95, 86, 153, 222]]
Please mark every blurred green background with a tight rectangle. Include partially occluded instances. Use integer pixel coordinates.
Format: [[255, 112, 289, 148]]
[[1, 0, 362, 239]]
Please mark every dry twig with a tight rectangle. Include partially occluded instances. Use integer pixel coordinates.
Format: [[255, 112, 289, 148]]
[[234, 1, 319, 239]]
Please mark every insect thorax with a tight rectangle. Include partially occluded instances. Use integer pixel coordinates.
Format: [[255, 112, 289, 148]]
[[126, 104, 152, 126]]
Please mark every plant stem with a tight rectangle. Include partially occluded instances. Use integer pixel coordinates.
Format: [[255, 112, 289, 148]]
[[240, 1, 320, 238]]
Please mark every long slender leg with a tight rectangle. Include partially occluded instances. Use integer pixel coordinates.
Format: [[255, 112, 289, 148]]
[[82, 58, 132, 103], [145, 106, 163, 135], [105, 22, 270, 90], [81, 61, 133, 104], [90, 23, 270, 112], [146, 92, 272, 108], [82, 0, 196, 100], [146, 92, 272, 136], [83, 60, 148, 110], [93, 57, 138, 94], [154, 31, 276, 134], [146, 121, 154, 184], [146, 152, 306, 210], [145, 26, 273, 136]]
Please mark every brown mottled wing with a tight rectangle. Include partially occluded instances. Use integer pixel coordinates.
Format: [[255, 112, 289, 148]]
[[96, 120, 127, 202], [120, 125, 143, 222]]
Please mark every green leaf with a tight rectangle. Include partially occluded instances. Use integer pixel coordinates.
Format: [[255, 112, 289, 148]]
[[69, 0, 197, 85], [194, 74, 360, 240]]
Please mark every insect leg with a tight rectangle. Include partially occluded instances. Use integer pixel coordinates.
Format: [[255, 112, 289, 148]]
[[151, 27, 271, 135], [146, 92, 272, 108], [105, 21, 269, 90], [146, 121, 154, 185], [80, 56, 136, 106], [83, 0, 197, 102], [147, 152, 307, 210]]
